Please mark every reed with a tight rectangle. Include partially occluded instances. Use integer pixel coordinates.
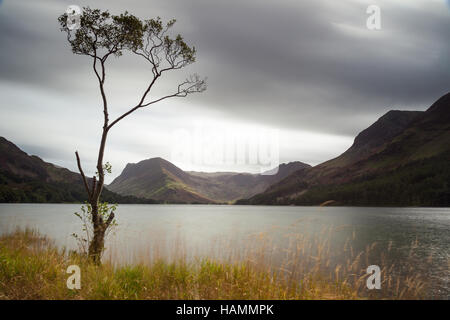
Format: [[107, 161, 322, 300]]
[[0, 228, 428, 300]]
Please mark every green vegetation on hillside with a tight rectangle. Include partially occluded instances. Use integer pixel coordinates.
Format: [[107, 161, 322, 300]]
[[296, 153, 450, 206], [0, 170, 159, 204], [108, 157, 311, 203], [241, 152, 450, 206]]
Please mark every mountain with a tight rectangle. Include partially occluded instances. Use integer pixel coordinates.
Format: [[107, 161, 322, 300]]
[[107, 157, 214, 204], [323, 110, 423, 169], [238, 92, 450, 206], [0, 137, 158, 204], [108, 158, 310, 204]]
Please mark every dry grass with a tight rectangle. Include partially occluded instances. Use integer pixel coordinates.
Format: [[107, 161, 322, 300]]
[[0, 228, 428, 300]]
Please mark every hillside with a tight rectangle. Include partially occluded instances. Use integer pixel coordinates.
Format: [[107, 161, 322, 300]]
[[238, 92, 450, 206], [108, 158, 310, 203], [0, 137, 158, 204], [107, 158, 215, 204]]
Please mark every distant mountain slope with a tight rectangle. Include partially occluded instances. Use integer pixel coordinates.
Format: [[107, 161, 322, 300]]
[[321, 110, 423, 170], [0, 137, 158, 204], [108, 158, 310, 203], [108, 158, 215, 204], [239, 92, 450, 206]]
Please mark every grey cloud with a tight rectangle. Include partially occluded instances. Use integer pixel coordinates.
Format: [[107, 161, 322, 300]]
[[171, 0, 450, 133]]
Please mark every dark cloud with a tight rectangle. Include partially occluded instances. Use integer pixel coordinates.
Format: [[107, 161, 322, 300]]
[[171, 0, 450, 134]]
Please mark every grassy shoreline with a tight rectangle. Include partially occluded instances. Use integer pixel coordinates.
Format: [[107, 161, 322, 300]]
[[0, 229, 427, 300]]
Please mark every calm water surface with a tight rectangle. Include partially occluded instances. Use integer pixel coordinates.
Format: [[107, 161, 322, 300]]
[[0, 204, 448, 298]]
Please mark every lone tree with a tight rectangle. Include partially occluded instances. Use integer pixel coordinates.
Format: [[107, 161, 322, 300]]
[[58, 7, 206, 264]]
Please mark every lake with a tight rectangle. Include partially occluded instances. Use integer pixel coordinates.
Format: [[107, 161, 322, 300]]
[[0, 204, 448, 299]]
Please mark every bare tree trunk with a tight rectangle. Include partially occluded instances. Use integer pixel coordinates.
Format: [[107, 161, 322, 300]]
[[88, 127, 110, 264], [88, 206, 105, 264], [78, 126, 114, 264]]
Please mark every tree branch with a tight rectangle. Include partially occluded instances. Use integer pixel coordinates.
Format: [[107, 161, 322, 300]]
[[105, 211, 115, 228], [107, 75, 205, 130], [75, 151, 92, 200], [91, 175, 97, 200]]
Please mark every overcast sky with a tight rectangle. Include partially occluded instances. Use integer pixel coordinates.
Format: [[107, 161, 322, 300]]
[[0, 0, 449, 182]]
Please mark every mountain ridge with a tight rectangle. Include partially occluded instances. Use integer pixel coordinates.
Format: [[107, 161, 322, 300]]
[[108, 158, 311, 203], [238, 92, 450, 206]]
